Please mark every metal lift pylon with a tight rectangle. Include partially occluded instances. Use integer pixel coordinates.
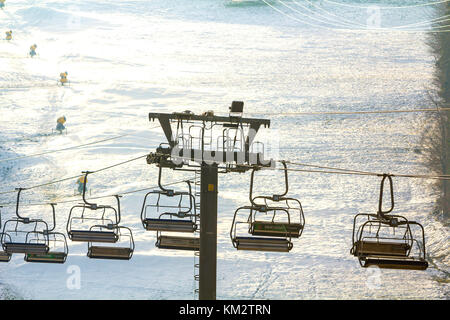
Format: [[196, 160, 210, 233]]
[[147, 101, 273, 300]]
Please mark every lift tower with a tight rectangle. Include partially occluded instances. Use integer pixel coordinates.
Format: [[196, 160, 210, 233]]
[[147, 102, 273, 300]]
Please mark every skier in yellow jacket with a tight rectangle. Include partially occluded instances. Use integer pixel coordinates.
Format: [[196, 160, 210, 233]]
[[76, 175, 87, 194], [29, 44, 37, 57], [59, 72, 68, 85], [5, 30, 12, 41], [56, 116, 66, 134]]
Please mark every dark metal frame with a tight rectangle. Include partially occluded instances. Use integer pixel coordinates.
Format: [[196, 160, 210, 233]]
[[141, 167, 198, 233], [230, 206, 294, 252], [248, 161, 305, 238], [0, 206, 11, 262], [66, 172, 119, 243], [25, 204, 68, 264], [1, 188, 50, 255], [87, 196, 135, 260], [350, 175, 428, 270], [146, 103, 272, 300]]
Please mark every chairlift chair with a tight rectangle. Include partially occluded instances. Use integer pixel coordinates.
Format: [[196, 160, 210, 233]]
[[0, 207, 11, 262], [25, 232, 68, 263], [350, 174, 428, 270], [141, 168, 197, 233], [1, 189, 50, 255], [25, 203, 68, 264], [155, 233, 200, 251], [248, 161, 305, 238], [87, 225, 134, 260], [66, 172, 119, 243], [140, 168, 199, 251], [230, 206, 293, 252], [87, 195, 135, 260]]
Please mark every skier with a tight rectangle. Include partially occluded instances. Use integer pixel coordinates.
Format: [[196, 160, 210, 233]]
[[29, 44, 37, 57], [76, 176, 87, 194], [56, 116, 66, 134], [0, 0, 5, 10], [5, 30, 12, 41], [59, 72, 68, 85]]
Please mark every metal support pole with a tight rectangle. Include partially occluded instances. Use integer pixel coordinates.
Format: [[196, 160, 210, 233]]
[[199, 163, 218, 300]]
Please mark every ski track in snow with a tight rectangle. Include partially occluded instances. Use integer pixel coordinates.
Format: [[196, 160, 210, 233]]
[[0, 0, 449, 299]]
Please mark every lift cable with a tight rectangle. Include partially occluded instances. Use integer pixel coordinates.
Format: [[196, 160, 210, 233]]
[[320, 0, 450, 10], [282, 0, 450, 31], [0, 125, 160, 163], [283, 160, 450, 178], [261, 0, 450, 33], [0, 178, 192, 208], [246, 107, 450, 117], [0, 154, 149, 195], [230, 159, 450, 180], [0, 134, 128, 163], [279, 162, 450, 180]]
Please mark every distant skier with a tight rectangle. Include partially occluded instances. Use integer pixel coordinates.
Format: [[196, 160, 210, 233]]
[[59, 72, 68, 86], [29, 44, 37, 57], [5, 30, 12, 41], [0, 0, 5, 10], [56, 116, 66, 134], [76, 176, 87, 194]]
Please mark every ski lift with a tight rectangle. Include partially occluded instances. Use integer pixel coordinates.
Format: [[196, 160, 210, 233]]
[[155, 234, 200, 251], [66, 172, 119, 243], [141, 167, 199, 251], [1, 188, 50, 255], [230, 206, 293, 252], [350, 174, 428, 270], [87, 195, 135, 260], [0, 206, 12, 262], [141, 167, 197, 233], [248, 161, 305, 238], [25, 203, 68, 264]]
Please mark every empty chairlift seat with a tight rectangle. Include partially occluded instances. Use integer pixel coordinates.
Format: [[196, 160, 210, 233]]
[[0, 249, 11, 262], [87, 226, 134, 260], [350, 175, 429, 271], [156, 235, 200, 251], [87, 246, 133, 260], [361, 255, 429, 270], [352, 240, 411, 257], [234, 236, 293, 253], [25, 251, 67, 264], [248, 161, 306, 240], [351, 214, 429, 271], [230, 206, 294, 253], [68, 229, 119, 243], [67, 173, 121, 244], [0, 232, 11, 262], [25, 232, 68, 264], [250, 221, 303, 238], [370, 256, 429, 270], [1, 219, 50, 255], [143, 218, 197, 233], [3, 242, 49, 255], [140, 177, 198, 235]]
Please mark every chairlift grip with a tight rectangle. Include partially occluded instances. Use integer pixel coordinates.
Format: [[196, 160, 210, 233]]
[[81, 171, 97, 209], [378, 174, 394, 219]]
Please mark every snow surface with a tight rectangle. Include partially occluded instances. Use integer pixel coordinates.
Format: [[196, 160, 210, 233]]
[[0, 0, 449, 299]]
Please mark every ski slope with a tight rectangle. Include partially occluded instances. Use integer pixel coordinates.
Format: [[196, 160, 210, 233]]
[[0, 0, 449, 299]]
